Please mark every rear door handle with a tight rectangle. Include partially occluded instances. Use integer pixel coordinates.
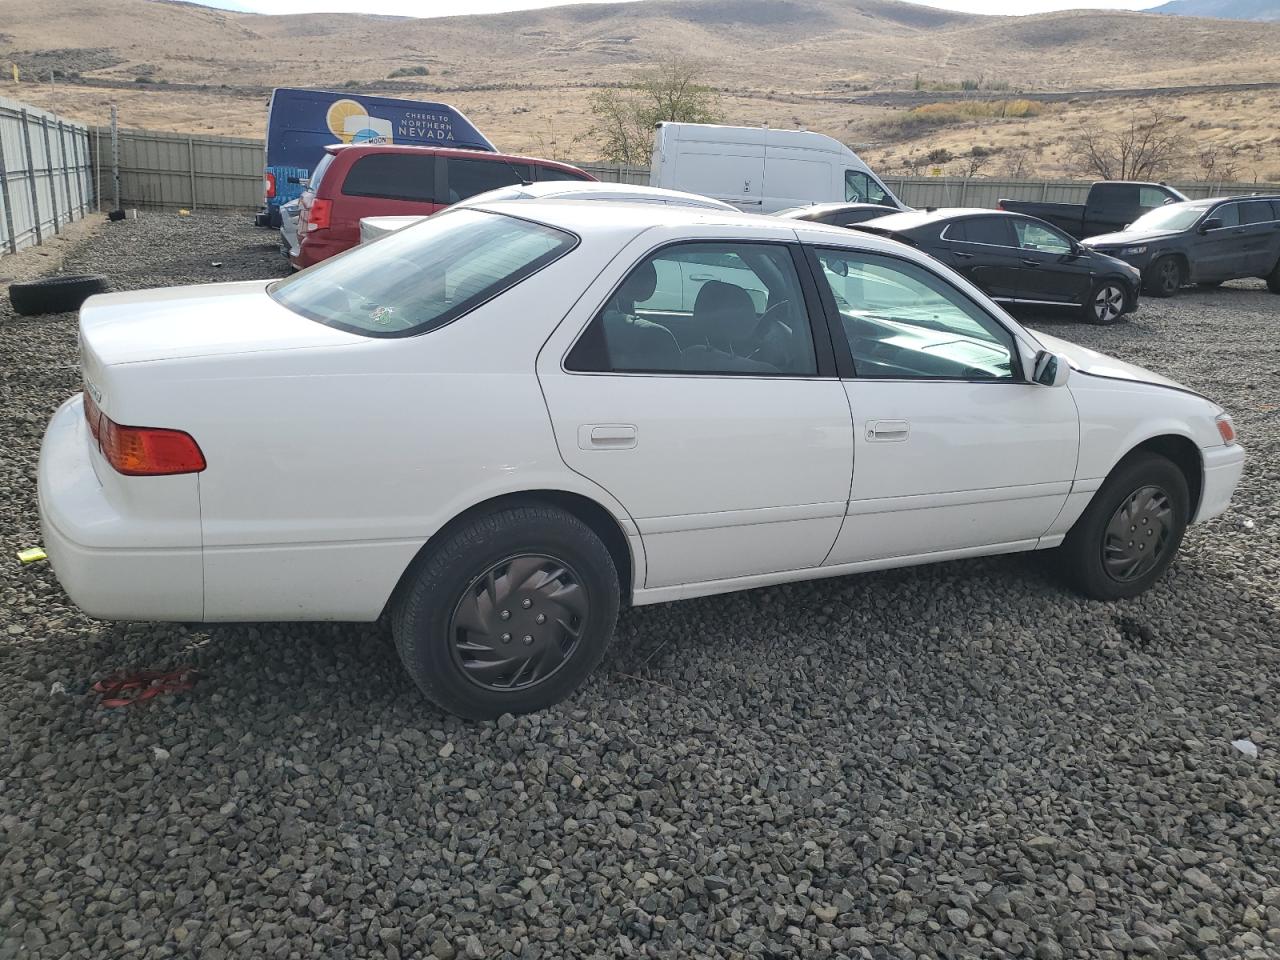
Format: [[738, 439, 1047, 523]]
[[865, 419, 910, 442], [578, 424, 637, 450], [953, 251, 974, 260]]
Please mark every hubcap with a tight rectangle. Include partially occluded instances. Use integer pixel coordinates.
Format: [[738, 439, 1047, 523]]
[[1102, 485, 1173, 582], [449, 554, 588, 691], [1094, 285, 1125, 322]]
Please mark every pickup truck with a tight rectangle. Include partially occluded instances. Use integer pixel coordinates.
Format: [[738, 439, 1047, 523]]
[[998, 181, 1188, 240]]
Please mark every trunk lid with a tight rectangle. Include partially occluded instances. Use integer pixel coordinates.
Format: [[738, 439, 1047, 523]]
[[78, 279, 367, 366]]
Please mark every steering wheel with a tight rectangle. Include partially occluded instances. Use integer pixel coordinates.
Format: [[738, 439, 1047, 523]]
[[740, 300, 795, 367]]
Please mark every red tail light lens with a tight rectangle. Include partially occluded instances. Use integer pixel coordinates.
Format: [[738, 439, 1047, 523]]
[[264, 171, 277, 200], [306, 198, 332, 232], [83, 392, 205, 476]]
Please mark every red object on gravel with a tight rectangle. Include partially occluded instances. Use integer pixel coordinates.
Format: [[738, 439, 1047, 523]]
[[92, 669, 196, 707]]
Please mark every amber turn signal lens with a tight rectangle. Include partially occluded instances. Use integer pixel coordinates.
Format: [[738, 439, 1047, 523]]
[[1216, 415, 1236, 444]]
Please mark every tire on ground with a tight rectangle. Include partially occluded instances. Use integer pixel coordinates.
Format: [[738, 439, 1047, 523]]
[[8, 275, 109, 317], [1143, 255, 1183, 298], [1267, 259, 1280, 294], [1081, 280, 1126, 325], [1057, 451, 1190, 601], [391, 503, 620, 720]]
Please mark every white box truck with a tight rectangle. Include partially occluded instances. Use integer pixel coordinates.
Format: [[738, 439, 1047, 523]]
[[649, 122, 906, 215]]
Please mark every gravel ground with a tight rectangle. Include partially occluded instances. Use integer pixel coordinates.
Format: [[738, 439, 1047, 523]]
[[2, 213, 1278, 960]]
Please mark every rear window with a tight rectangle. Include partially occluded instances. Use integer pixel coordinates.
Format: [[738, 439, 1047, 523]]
[[536, 165, 591, 183], [445, 157, 530, 203], [342, 153, 439, 203], [309, 153, 336, 192], [269, 209, 577, 338]]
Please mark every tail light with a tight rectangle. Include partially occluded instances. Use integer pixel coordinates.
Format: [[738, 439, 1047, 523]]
[[996, 200, 1005, 211], [306, 198, 332, 232], [264, 171, 277, 200], [83, 392, 206, 476]]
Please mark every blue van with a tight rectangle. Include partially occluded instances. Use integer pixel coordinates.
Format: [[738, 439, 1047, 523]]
[[256, 88, 495, 227]]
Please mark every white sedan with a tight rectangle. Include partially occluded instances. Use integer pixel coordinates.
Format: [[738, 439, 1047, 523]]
[[38, 201, 1245, 719]]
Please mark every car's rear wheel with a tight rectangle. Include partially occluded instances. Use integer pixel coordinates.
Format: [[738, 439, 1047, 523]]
[[1058, 452, 1189, 600], [1144, 256, 1183, 298], [1267, 259, 1280, 294], [1083, 281, 1127, 324], [392, 504, 619, 720]]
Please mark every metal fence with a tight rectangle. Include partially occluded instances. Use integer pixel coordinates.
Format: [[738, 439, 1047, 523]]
[[0, 96, 94, 256], [882, 176, 1280, 209], [77, 124, 1280, 214], [90, 127, 265, 212]]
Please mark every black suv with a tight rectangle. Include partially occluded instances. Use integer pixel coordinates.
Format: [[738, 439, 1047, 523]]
[[1083, 196, 1280, 297]]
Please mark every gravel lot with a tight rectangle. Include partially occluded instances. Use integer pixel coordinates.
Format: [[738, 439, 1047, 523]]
[[2, 213, 1277, 960]]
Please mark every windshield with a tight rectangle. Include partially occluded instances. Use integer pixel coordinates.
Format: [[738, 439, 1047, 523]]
[[1128, 203, 1210, 233], [269, 209, 577, 337]]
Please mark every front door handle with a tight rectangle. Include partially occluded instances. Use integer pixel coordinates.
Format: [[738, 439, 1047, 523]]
[[1020, 257, 1041, 266], [579, 423, 637, 450], [953, 251, 974, 260], [865, 419, 910, 442]]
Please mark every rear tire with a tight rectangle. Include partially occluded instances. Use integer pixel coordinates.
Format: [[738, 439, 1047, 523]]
[[1058, 452, 1189, 600], [1267, 259, 1280, 294], [1082, 280, 1127, 325], [8, 274, 109, 316], [1144, 256, 1183, 298], [391, 504, 619, 720]]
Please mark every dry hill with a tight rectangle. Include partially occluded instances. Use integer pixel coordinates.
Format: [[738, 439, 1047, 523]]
[[3, 0, 1278, 180]]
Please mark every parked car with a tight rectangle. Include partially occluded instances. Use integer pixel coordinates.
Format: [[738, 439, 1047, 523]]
[[649, 122, 907, 214], [293, 144, 594, 268], [1083, 195, 1280, 297], [256, 88, 493, 228], [278, 198, 301, 262], [775, 202, 901, 228], [854, 208, 1142, 323], [40, 201, 1243, 719], [358, 182, 738, 244], [998, 181, 1188, 240]]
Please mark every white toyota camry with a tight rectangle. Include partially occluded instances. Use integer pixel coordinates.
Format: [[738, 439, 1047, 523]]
[[39, 201, 1245, 718]]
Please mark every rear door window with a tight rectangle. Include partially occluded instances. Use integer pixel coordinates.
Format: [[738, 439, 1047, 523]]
[[1240, 200, 1274, 225], [444, 157, 530, 203], [957, 216, 1015, 247], [341, 154, 439, 202]]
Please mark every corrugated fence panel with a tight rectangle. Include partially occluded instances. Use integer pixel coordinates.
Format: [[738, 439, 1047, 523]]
[[0, 96, 92, 256], [90, 127, 264, 212]]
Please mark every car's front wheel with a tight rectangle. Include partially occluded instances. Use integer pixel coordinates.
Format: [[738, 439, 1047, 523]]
[[1083, 281, 1127, 324], [1058, 452, 1189, 600], [1144, 256, 1184, 298], [392, 504, 620, 719]]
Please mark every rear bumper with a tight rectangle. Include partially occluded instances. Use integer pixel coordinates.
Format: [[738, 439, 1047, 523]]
[[290, 233, 351, 270], [37, 397, 204, 621], [1196, 442, 1246, 524]]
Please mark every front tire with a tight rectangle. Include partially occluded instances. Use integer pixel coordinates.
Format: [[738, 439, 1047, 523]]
[[1082, 280, 1127, 325], [1058, 452, 1189, 600], [392, 504, 619, 720], [1144, 256, 1184, 298]]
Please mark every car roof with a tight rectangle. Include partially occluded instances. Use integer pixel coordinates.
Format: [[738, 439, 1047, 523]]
[[457, 181, 736, 210], [468, 198, 948, 262], [852, 207, 994, 231], [321, 142, 585, 170], [776, 202, 894, 219]]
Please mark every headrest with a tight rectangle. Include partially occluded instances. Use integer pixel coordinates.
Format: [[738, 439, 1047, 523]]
[[618, 260, 658, 306]]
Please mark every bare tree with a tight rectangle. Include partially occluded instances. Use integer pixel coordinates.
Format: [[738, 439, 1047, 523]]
[[959, 145, 993, 178], [1000, 143, 1038, 179], [1072, 107, 1182, 181], [1196, 142, 1244, 183], [589, 59, 721, 165]]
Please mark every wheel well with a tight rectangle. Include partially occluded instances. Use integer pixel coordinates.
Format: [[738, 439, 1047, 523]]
[[387, 490, 636, 614], [1126, 434, 1203, 517]]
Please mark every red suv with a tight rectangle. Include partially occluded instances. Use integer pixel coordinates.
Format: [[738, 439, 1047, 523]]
[[293, 145, 596, 268]]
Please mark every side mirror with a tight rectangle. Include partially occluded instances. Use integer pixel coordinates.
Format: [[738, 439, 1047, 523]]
[[1033, 350, 1070, 388], [1199, 217, 1223, 234]]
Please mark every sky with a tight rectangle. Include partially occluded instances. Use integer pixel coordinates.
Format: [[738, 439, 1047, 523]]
[[197, 0, 1164, 17]]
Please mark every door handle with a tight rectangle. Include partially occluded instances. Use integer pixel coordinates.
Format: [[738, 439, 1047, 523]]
[[1020, 258, 1041, 266], [578, 424, 637, 450], [953, 251, 974, 259], [865, 419, 910, 442]]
